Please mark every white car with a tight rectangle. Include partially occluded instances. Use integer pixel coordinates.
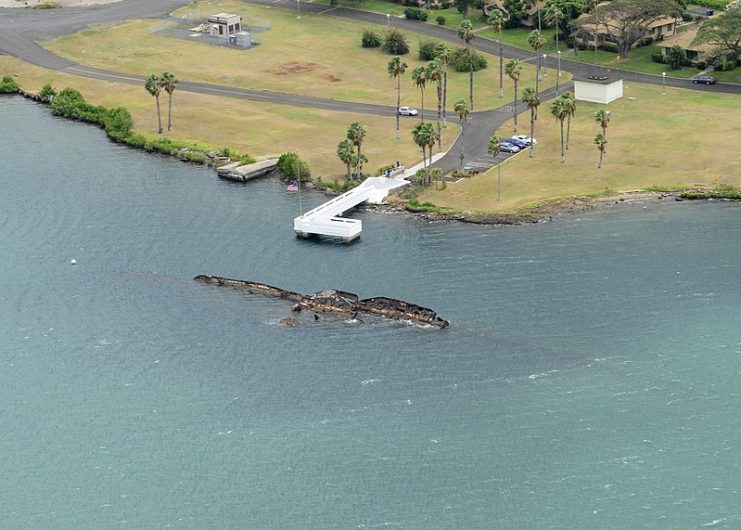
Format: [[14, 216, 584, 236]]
[[511, 135, 537, 146], [398, 106, 419, 116]]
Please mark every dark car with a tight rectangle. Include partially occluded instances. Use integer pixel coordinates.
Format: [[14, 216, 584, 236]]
[[499, 142, 520, 153], [692, 75, 716, 85], [506, 138, 528, 149]]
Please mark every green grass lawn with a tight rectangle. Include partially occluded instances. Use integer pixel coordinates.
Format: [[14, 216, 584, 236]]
[[44, 0, 558, 111], [419, 82, 741, 213]]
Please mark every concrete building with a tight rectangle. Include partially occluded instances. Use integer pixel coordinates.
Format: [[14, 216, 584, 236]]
[[207, 13, 242, 37], [573, 75, 623, 104]]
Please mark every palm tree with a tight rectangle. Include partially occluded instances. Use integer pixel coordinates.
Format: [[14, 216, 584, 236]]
[[434, 43, 451, 125], [412, 121, 430, 168], [346, 121, 367, 179], [427, 59, 444, 152], [562, 91, 576, 149], [594, 133, 607, 168], [522, 87, 540, 158], [487, 135, 502, 201], [550, 97, 568, 163], [504, 59, 522, 133], [388, 56, 407, 140], [337, 138, 354, 180], [544, 5, 564, 94], [527, 30, 546, 95], [159, 72, 178, 132], [454, 99, 469, 168], [487, 10, 505, 99], [144, 74, 163, 134], [411, 66, 427, 122], [457, 19, 475, 110], [423, 122, 436, 166], [594, 108, 611, 143]]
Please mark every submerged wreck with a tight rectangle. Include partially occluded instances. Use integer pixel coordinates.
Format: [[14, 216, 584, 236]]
[[194, 275, 449, 329]]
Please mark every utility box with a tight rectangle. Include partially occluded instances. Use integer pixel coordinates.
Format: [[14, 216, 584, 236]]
[[234, 31, 251, 49]]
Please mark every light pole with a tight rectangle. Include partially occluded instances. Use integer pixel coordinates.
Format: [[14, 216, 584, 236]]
[[297, 0, 300, 19], [556, 50, 561, 95], [386, 13, 390, 27], [662, 72, 666, 95], [543, 53, 548, 76]]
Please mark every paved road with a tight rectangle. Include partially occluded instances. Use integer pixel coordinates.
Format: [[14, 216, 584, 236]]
[[0, 0, 738, 173]]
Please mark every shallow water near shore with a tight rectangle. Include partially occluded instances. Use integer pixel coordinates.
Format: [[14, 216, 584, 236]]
[[2, 97, 741, 528]]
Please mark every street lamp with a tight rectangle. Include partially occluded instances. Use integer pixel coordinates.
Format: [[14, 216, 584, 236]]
[[662, 72, 666, 94], [543, 53, 548, 76], [556, 50, 561, 95], [387, 13, 390, 27], [297, 0, 300, 18]]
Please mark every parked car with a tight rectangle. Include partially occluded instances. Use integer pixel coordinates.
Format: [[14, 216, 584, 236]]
[[506, 138, 528, 149], [398, 106, 419, 116], [692, 75, 716, 85], [499, 142, 520, 153], [511, 135, 537, 146]]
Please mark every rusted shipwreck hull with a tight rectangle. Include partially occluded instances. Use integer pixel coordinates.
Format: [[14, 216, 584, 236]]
[[194, 275, 449, 328]]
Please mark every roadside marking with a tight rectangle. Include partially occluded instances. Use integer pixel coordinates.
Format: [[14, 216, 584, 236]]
[[318, 6, 339, 14], [65, 66, 141, 82]]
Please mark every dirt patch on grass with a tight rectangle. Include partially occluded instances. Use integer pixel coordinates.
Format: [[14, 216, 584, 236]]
[[268, 61, 323, 76], [326, 74, 342, 83]]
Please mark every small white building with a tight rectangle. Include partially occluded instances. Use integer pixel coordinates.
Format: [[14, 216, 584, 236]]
[[573, 75, 623, 104], [207, 13, 242, 37]]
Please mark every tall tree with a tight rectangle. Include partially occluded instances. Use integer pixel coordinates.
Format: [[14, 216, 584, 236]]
[[594, 133, 608, 168], [427, 59, 444, 152], [505, 59, 522, 133], [457, 20, 476, 110], [412, 121, 430, 167], [522, 87, 540, 158], [337, 138, 354, 180], [692, 4, 741, 57], [487, 135, 502, 201], [158, 72, 178, 132], [487, 10, 506, 99], [411, 65, 427, 122], [528, 29, 547, 95], [423, 122, 437, 166], [454, 99, 469, 168], [550, 97, 568, 163], [561, 91, 576, 149], [544, 0, 585, 38], [144, 74, 163, 134], [574, 0, 683, 58], [434, 43, 451, 125], [346, 122, 368, 180], [594, 108, 611, 143], [388, 56, 408, 140]]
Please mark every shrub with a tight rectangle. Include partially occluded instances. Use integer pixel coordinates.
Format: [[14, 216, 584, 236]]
[[0, 75, 20, 94], [450, 47, 488, 72], [383, 29, 410, 55], [651, 51, 667, 64], [436, 15, 446, 25], [103, 106, 134, 137], [38, 83, 56, 100], [681, 11, 694, 21], [441, 0, 451, 8], [277, 152, 311, 181], [667, 45, 686, 70], [361, 29, 382, 48], [418, 39, 439, 60], [404, 7, 428, 20]]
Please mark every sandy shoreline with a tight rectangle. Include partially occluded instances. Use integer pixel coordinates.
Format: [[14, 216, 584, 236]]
[[0, 0, 121, 7]]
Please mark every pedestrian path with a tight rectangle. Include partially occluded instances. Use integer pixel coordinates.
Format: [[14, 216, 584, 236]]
[[293, 153, 445, 242]]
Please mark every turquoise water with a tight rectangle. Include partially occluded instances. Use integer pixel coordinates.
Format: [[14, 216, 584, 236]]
[[1, 97, 740, 528]]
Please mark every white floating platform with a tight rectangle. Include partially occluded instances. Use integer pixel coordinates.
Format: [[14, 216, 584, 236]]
[[293, 154, 444, 242]]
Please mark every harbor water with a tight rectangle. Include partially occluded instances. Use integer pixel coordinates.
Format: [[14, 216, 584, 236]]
[[1, 97, 740, 528]]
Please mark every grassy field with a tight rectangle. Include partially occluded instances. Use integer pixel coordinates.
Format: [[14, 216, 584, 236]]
[[43, 0, 559, 111], [0, 57, 457, 178], [419, 82, 741, 213]]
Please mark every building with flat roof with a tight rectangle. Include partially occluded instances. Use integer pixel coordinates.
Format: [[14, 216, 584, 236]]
[[574, 75, 623, 104], [207, 13, 242, 37]]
